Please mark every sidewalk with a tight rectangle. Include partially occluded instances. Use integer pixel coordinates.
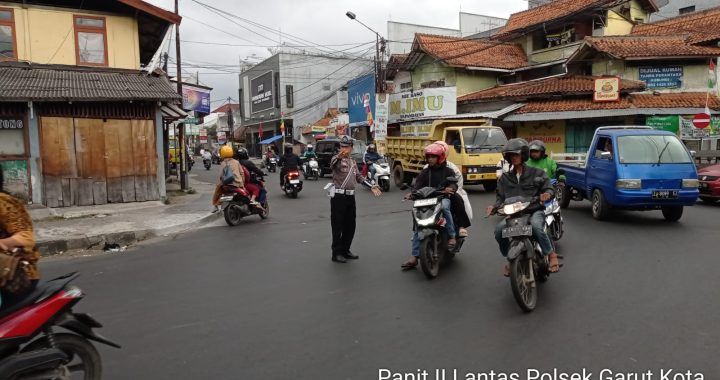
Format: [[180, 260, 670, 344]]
[[31, 174, 220, 256]]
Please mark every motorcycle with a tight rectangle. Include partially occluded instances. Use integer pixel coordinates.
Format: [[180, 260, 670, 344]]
[[0, 271, 120, 379], [370, 158, 391, 192], [283, 170, 303, 199], [303, 158, 320, 181], [406, 182, 465, 279], [546, 180, 565, 242], [265, 157, 278, 173], [203, 158, 212, 170], [220, 173, 269, 226], [493, 195, 555, 312]]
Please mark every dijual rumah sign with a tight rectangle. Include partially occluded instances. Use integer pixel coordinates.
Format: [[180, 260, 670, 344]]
[[251, 71, 275, 114], [182, 84, 211, 113], [389, 87, 457, 123]]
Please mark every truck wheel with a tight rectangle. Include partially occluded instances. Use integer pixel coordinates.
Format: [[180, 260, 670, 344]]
[[483, 180, 497, 192], [591, 189, 609, 220], [661, 206, 683, 222], [393, 165, 406, 188]]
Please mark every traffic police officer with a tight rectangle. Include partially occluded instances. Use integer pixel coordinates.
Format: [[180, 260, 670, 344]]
[[329, 136, 382, 263]]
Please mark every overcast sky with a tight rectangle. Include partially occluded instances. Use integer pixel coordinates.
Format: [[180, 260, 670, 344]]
[[147, 0, 529, 109]]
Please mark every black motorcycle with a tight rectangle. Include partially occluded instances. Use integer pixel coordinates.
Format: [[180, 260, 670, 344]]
[[405, 182, 465, 279], [203, 158, 212, 170], [282, 169, 303, 198]]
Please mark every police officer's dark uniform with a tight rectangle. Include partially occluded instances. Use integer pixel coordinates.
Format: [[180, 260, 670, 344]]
[[329, 136, 377, 263]]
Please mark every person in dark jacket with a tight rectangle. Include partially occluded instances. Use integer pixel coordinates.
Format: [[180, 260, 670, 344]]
[[401, 142, 459, 270], [236, 147, 267, 204], [486, 138, 559, 276], [279, 144, 303, 189]]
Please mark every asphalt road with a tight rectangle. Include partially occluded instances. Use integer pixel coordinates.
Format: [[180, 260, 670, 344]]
[[41, 168, 720, 379]]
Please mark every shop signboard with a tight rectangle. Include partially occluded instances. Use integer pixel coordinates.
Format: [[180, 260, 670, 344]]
[[593, 77, 620, 102], [250, 71, 275, 114], [639, 66, 683, 89], [388, 87, 456, 123], [646, 116, 680, 134]]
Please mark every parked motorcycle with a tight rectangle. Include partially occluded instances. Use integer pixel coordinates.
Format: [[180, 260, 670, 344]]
[[0, 271, 120, 379], [406, 183, 465, 279], [493, 196, 555, 312], [220, 173, 269, 226], [370, 158, 391, 192], [283, 170, 303, 198], [303, 158, 320, 181], [203, 158, 212, 170]]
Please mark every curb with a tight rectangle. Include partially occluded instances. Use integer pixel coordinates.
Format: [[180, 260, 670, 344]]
[[37, 212, 222, 256]]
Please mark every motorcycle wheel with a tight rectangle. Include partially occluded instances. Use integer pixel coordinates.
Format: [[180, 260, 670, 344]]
[[419, 236, 439, 279], [259, 201, 270, 219], [290, 189, 298, 199], [23, 333, 102, 380], [313, 172, 319, 181], [509, 257, 537, 312], [535, 256, 550, 283], [381, 180, 390, 192], [223, 202, 243, 226]]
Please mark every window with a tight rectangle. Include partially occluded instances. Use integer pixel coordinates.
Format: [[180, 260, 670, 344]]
[[462, 128, 508, 152], [617, 135, 692, 164], [74, 15, 107, 66], [400, 82, 412, 91], [679, 6, 695, 15], [0, 8, 17, 61], [286, 85, 294, 108], [594, 136, 613, 160]]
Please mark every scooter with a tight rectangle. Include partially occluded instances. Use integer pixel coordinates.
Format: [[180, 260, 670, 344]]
[[0, 271, 120, 379], [266, 157, 278, 173], [303, 158, 320, 181], [219, 174, 269, 226], [282, 170, 303, 199], [406, 182, 465, 279], [203, 158, 212, 170], [371, 158, 391, 192], [546, 180, 565, 242]]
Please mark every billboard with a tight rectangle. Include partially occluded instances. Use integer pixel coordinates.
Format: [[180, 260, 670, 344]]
[[348, 73, 375, 126], [182, 84, 211, 113], [251, 71, 275, 114], [388, 87, 457, 123]]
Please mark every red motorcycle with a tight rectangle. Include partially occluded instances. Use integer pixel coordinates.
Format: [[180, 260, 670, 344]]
[[0, 272, 120, 379]]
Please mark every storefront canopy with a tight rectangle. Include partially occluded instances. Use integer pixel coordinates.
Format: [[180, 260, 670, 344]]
[[259, 135, 283, 144]]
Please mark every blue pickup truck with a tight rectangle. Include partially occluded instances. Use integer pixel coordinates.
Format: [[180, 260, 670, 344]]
[[557, 127, 699, 221]]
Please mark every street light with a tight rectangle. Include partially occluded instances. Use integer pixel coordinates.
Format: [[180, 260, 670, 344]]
[[345, 10, 385, 93]]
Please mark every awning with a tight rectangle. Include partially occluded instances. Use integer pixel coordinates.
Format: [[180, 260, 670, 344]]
[[504, 107, 716, 122], [161, 103, 187, 121], [259, 135, 283, 144]]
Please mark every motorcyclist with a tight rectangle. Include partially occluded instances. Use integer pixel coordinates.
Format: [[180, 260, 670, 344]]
[[486, 138, 560, 276], [432, 141, 471, 237], [363, 144, 382, 181], [235, 147, 267, 205], [201, 149, 212, 162], [526, 140, 558, 179], [211, 145, 246, 213], [302, 144, 317, 174], [279, 143, 303, 189], [401, 142, 459, 270]]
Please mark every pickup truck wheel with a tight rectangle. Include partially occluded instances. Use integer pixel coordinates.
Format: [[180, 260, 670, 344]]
[[558, 184, 571, 209], [591, 189, 609, 220], [661, 206, 683, 222], [483, 180, 497, 192]]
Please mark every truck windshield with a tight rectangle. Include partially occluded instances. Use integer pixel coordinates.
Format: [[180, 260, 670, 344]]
[[462, 128, 507, 152], [617, 135, 692, 164]]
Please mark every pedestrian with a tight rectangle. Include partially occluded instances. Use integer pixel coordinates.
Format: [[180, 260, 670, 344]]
[[328, 136, 382, 263], [0, 167, 41, 310]]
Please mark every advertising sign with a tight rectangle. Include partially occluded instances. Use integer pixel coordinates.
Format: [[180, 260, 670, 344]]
[[348, 73, 375, 126], [374, 93, 389, 140], [388, 87, 457, 123], [646, 116, 679, 134], [639, 66, 683, 89], [680, 115, 720, 139], [251, 71, 275, 114], [0, 118, 23, 129], [593, 77, 620, 102], [182, 84, 211, 114]]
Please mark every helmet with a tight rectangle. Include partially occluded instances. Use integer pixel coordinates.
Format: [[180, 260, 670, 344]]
[[368, 144, 376, 152], [284, 143, 293, 154], [307, 144, 314, 150], [434, 140, 450, 153], [502, 138, 529, 162], [339, 136, 354, 147], [528, 140, 546, 155], [424, 142, 447, 164], [220, 145, 234, 159], [236, 147, 249, 160]]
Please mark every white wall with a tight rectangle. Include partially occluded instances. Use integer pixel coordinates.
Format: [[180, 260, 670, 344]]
[[459, 12, 507, 36], [387, 21, 460, 55], [650, 0, 715, 21]]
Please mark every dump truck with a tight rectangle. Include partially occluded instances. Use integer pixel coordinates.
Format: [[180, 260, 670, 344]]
[[385, 119, 507, 191]]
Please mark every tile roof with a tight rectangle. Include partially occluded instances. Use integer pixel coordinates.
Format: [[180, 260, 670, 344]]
[[212, 104, 240, 114], [412, 34, 528, 70], [0, 62, 181, 102], [632, 6, 720, 45], [515, 92, 720, 114], [581, 36, 720, 59], [495, 0, 656, 39], [458, 75, 646, 103]]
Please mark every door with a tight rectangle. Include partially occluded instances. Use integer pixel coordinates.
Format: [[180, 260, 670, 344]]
[[586, 135, 615, 200]]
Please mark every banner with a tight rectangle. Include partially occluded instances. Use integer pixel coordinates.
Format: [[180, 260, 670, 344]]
[[348, 73, 375, 126], [646, 116, 679, 134], [639, 66, 683, 89], [389, 87, 456, 123], [182, 84, 211, 113], [374, 93, 389, 140]]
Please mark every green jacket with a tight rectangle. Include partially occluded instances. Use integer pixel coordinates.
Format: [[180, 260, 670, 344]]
[[303, 150, 317, 159], [526, 156, 558, 179]]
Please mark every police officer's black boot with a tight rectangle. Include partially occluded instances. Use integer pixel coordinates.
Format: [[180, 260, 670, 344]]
[[343, 251, 359, 260], [331, 255, 348, 263]]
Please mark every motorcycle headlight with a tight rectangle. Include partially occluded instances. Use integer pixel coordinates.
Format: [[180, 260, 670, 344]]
[[682, 179, 699, 188], [616, 179, 642, 189], [503, 202, 530, 215]]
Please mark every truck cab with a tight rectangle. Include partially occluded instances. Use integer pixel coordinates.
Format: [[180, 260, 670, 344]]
[[557, 127, 699, 221]]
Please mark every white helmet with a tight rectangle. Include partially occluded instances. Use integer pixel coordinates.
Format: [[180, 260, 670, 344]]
[[307, 144, 313, 149]]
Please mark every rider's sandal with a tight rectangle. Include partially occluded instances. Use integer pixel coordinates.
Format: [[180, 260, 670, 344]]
[[447, 239, 457, 249], [503, 265, 510, 277], [401, 260, 418, 270], [549, 254, 560, 273]]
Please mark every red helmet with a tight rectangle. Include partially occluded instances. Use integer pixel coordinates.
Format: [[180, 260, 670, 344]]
[[424, 142, 447, 164]]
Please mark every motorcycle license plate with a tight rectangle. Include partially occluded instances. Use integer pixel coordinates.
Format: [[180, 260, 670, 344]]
[[652, 190, 678, 200], [414, 198, 437, 207], [290, 179, 300, 184], [502, 225, 532, 238], [219, 196, 234, 202]]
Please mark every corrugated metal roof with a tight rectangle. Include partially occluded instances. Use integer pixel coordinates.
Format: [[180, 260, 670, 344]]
[[0, 62, 181, 102]]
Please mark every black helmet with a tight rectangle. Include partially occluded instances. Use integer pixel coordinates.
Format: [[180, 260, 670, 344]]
[[528, 140, 546, 155], [235, 147, 249, 160], [503, 138, 529, 162], [339, 136, 354, 147], [284, 144, 293, 154]]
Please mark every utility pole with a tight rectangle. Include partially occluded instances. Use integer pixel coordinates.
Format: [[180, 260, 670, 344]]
[[174, 0, 187, 190], [226, 97, 234, 143]]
